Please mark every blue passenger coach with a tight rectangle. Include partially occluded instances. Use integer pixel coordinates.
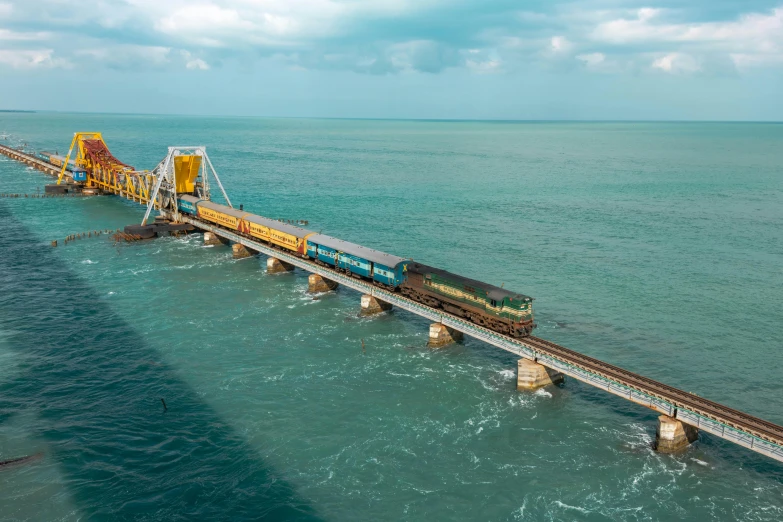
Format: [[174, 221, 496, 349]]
[[178, 194, 201, 214], [306, 234, 409, 289], [307, 240, 338, 266]]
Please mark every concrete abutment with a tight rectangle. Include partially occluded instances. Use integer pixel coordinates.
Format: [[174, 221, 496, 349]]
[[267, 257, 294, 274], [232, 243, 258, 259], [308, 274, 338, 293], [428, 322, 463, 348], [516, 358, 564, 390], [360, 294, 392, 316], [655, 415, 698, 453], [203, 232, 228, 246]]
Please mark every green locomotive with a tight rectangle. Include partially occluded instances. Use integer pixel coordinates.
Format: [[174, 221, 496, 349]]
[[401, 262, 535, 338]]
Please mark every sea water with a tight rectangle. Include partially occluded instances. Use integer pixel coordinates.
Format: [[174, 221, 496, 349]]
[[0, 114, 782, 521]]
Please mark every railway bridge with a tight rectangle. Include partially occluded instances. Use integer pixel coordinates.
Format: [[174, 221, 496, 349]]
[[2, 136, 783, 465]]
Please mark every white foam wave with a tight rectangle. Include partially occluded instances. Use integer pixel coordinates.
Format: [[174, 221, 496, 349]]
[[554, 501, 591, 514]]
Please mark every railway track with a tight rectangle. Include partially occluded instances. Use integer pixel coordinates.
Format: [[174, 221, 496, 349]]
[[0, 143, 66, 176], [526, 336, 783, 444]]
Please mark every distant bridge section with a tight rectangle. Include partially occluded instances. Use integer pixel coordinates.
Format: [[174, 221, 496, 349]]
[[0, 143, 67, 177]]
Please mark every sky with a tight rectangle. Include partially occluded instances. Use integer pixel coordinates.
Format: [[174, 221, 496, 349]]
[[0, 0, 782, 120]]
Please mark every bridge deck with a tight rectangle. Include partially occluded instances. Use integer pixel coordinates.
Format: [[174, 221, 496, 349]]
[[0, 143, 70, 177], [3, 141, 783, 464]]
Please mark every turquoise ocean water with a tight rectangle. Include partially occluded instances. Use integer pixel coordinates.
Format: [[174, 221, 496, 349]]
[[0, 114, 781, 521]]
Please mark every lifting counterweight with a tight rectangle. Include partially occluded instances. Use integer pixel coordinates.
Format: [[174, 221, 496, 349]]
[[141, 146, 231, 225]]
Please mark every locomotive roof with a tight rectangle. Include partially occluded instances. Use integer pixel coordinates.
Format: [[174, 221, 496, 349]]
[[409, 262, 533, 303], [307, 234, 407, 268]]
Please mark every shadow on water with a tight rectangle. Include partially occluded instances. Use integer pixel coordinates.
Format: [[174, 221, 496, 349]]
[[0, 202, 323, 521]]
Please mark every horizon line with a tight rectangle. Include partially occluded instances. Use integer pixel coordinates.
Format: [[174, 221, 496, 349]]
[[1, 109, 782, 124]]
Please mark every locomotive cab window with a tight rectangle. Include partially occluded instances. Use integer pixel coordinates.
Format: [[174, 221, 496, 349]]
[[490, 299, 497, 307]]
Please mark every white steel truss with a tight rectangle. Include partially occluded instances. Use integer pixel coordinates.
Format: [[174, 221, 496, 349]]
[[142, 146, 232, 225]]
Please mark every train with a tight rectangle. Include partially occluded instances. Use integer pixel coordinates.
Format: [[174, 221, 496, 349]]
[[39, 151, 87, 181], [40, 151, 71, 168], [177, 195, 536, 338]]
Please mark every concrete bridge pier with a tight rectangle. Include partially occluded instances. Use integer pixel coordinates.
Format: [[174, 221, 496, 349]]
[[267, 257, 294, 274], [517, 358, 564, 390], [203, 232, 227, 246], [428, 323, 463, 348], [232, 243, 258, 259], [309, 274, 338, 293], [655, 415, 698, 453], [360, 294, 391, 316]]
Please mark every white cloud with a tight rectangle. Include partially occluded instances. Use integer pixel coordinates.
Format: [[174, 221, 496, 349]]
[[576, 52, 605, 67], [731, 52, 783, 67], [651, 52, 701, 73], [465, 58, 501, 74], [1, 0, 782, 76], [537, 35, 574, 63], [385, 39, 458, 73], [186, 58, 209, 70], [550, 35, 571, 53], [0, 29, 50, 41], [586, 6, 783, 73], [591, 9, 674, 43], [463, 49, 502, 74], [0, 49, 69, 68], [181, 50, 209, 70], [135, 0, 435, 49], [155, 4, 256, 47], [77, 45, 171, 68], [590, 6, 783, 68]]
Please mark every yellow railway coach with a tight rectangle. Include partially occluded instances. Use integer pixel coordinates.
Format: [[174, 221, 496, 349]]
[[241, 214, 315, 255], [196, 201, 248, 230], [181, 196, 316, 256]]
